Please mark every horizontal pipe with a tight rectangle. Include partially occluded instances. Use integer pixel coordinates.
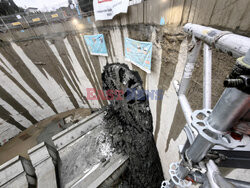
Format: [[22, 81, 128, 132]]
[[183, 23, 250, 58]]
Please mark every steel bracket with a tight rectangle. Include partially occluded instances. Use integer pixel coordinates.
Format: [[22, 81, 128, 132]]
[[191, 110, 250, 149]]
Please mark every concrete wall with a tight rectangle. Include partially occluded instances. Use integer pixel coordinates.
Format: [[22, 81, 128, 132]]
[[0, 21, 104, 145], [0, 0, 249, 181], [128, 0, 250, 35]]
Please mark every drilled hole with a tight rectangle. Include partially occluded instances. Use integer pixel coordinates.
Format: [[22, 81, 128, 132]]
[[173, 176, 179, 183], [171, 164, 177, 170], [197, 113, 206, 120], [197, 122, 205, 127], [204, 129, 218, 140]]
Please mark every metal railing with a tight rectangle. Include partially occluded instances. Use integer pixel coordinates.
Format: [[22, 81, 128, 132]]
[[162, 23, 250, 188], [0, 8, 93, 32], [0, 0, 144, 32]]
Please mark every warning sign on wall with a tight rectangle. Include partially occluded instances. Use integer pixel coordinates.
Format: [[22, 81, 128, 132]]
[[84, 34, 108, 56], [93, 0, 129, 21], [125, 38, 152, 73]]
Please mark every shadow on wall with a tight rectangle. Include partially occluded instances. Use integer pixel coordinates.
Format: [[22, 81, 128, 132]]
[[0, 32, 107, 145], [164, 103, 186, 152], [154, 32, 185, 141]]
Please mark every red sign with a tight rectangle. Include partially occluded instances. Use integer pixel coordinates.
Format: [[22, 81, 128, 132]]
[[98, 0, 112, 3]]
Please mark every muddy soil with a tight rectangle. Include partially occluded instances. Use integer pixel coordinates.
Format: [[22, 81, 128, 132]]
[[102, 64, 164, 188]]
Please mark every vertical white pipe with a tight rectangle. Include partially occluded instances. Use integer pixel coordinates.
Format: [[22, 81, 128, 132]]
[[179, 95, 192, 126], [178, 39, 202, 95], [203, 43, 212, 109]]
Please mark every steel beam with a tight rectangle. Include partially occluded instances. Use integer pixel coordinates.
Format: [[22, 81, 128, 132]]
[[187, 88, 250, 163]]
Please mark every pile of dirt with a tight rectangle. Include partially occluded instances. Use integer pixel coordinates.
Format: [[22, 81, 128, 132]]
[[102, 63, 164, 188]]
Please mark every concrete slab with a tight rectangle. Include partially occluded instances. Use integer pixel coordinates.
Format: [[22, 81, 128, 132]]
[[52, 110, 105, 150], [28, 142, 58, 188], [54, 110, 127, 188], [0, 156, 36, 188], [72, 153, 128, 188], [0, 108, 91, 165]]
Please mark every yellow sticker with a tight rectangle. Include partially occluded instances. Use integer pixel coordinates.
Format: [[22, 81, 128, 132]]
[[32, 18, 40, 22], [202, 30, 209, 35], [51, 14, 59, 18], [12, 22, 21, 26]]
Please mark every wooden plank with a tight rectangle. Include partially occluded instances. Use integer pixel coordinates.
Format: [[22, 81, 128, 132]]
[[146, 0, 153, 24], [209, 0, 234, 28], [187, 0, 198, 23], [12, 22, 21, 26], [181, 0, 192, 25], [193, 0, 217, 25], [170, 0, 186, 25], [51, 14, 59, 18], [137, 2, 144, 24], [128, 5, 138, 25], [32, 18, 41, 22], [143, 1, 147, 24], [165, 0, 174, 25], [239, 1, 250, 31], [227, 0, 249, 30]]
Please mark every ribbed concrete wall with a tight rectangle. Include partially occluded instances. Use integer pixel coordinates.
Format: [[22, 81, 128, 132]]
[[0, 0, 249, 181], [127, 0, 250, 34], [0, 16, 138, 145], [0, 35, 101, 144]]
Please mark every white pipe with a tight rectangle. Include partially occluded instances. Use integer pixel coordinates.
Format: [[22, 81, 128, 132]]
[[178, 39, 202, 95], [179, 95, 192, 126], [203, 43, 212, 109], [184, 23, 250, 58]]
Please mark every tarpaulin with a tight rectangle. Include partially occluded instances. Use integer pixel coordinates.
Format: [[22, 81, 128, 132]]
[[125, 37, 152, 73], [84, 34, 108, 56], [93, 0, 129, 21]]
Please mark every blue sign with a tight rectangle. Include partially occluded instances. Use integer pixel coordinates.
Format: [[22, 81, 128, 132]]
[[76, 4, 82, 19], [160, 17, 165, 25], [84, 34, 108, 56], [125, 38, 152, 73], [87, 17, 92, 24]]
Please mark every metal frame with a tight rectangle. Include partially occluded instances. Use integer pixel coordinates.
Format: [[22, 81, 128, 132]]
[[162, 23, 250, 188]]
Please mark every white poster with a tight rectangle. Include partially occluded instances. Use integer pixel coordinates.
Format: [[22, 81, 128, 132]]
[[93, 0, 129, 21], [129, 0, 142, 6]]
